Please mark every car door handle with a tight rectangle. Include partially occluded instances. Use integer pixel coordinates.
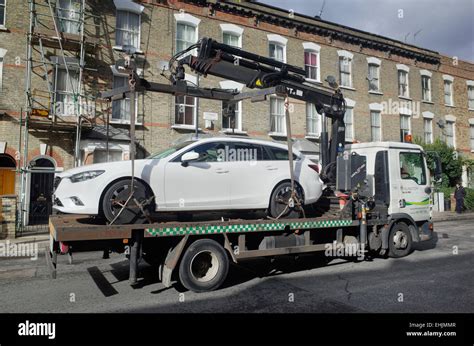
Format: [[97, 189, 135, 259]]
[[215, 168, 229, 174], [266, 166, 278, 171]]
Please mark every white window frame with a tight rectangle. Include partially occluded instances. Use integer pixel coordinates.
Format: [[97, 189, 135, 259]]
[[303, 42, 321, 83], [0, 48, 6, 91], [220, 23, 243, 48], [466, 80, 474, 111], [269, 95, 286, 136], [344, 98, 356, 142], [367, 57, 381, 93], [443, 75, 454, 107], [338, 50, 353, 89], [306, 102, 322, 138], [467, 81, 474, 110], [113, 0, 144, 52], [267, 34, 287, 63], [174, 13, 200, 56], [397, 64, 410, 98], [110, 65, 140, 125], [469, 118, 474, 151], [0, 0, 6, 29], [422, 111, 434, 144], [445, 114, 456, 148], [400, 108, 412, 142], [173, 73, 198, 129], [420, 69, 432, 102], [369, 103, 383, 141], [219, 80, 244, 132]]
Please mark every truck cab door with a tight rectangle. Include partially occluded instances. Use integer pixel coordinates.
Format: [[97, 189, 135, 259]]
[[396, 150, 431, 222]]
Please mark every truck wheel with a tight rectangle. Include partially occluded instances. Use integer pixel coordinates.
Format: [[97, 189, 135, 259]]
[[269, 181, 303, 219], [102, 179, 153, 224], [178, 239, 229, 293], [388, 222, 413, 258]]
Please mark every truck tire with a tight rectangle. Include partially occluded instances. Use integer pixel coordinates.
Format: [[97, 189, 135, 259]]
[[178, 239, 229, 293], [102, 179, 153, 224], [388, 222, 413, 258], [268, 181, 304, 219]]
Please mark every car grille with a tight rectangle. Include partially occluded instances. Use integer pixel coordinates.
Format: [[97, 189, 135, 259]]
[[53, 176, 62, 191]]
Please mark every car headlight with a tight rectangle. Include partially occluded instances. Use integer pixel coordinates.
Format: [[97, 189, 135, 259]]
[[69, 170, 105, 183]]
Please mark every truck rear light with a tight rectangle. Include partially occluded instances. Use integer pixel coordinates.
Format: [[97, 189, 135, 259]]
[[308, 164, 320, 173]]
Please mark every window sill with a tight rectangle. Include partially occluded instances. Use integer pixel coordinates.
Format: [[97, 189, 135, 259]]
[[468, 108, 474, 112], [368, 90, 383, 95], [112, 45, 144, 55], [305, 134, 320, 140], [422, 100, 434, 104], [339, 86, 356, 91], [220, 129, 248, 135], [268, 132, 287, 138], [445, 104, 456, 108], [398, 96, 412, 101], [110, 120, 143, 126], [172, 124, 201, 131], [305, 78, 322, 84], [0, 26, 8, 32]]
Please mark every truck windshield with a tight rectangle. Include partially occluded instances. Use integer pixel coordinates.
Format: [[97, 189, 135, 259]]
[[147, 141, 193, 159], [399, 152, 426, 185]]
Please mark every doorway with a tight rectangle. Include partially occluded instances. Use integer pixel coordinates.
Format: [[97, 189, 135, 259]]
[[28, 157, 55, 225], [0, 154, 16, 195]]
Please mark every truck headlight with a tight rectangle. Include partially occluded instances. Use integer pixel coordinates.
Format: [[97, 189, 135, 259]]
[[70, 170, 105, 183]]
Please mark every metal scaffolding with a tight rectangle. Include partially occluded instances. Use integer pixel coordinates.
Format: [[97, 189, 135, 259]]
[[19, 0, 99, 232]]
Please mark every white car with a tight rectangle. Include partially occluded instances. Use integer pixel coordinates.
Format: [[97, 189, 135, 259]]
[[53, 137, 324, 224]]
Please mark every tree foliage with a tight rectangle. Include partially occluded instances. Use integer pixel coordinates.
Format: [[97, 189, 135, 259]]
[[414, 138, 462, 187]]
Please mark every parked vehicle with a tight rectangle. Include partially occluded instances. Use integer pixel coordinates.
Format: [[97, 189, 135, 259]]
[[53, 136, 324, 224]]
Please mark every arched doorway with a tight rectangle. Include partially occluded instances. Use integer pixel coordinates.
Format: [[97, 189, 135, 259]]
[[28, 156, 55, 225], [0, 154, 16, 195]]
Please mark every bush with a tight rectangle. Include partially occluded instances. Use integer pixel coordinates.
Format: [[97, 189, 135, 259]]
[[464, 188, 474, 211]]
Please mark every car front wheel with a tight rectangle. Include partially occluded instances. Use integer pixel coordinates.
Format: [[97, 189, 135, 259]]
[[102, 179, 153, 224]]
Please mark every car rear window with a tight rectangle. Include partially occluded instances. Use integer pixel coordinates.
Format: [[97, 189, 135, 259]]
[[267, 146, 298, 160]]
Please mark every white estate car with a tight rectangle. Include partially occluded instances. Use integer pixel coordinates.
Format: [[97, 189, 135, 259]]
[[53, 137, 324, 224]]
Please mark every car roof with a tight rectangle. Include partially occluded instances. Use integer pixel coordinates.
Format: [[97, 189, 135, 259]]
[[194, 135, 298, 151]]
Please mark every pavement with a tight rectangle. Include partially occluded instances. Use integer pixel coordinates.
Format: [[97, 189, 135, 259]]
[[0, 218, 473, 313]]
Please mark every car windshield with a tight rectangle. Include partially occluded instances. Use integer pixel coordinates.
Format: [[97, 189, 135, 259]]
[[147, 141, 193, 159]]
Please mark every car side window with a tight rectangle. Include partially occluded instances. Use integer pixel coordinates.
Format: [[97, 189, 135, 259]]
[[266, 146, 298, 160], [176, 142, 228, 163], [232, 142, 266, 161]]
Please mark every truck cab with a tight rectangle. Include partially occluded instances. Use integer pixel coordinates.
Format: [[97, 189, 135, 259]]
[[348, 141, 433, 242]]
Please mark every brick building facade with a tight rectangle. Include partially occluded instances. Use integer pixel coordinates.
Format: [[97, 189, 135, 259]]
[[0, 0, 473, 232]]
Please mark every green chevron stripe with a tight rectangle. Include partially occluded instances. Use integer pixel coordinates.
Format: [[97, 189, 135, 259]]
[[146, 219, 354, 237], [406, 198, 430, 206]]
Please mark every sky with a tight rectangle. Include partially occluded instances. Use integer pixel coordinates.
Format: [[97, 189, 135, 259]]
[[258, 0, 474, 62]]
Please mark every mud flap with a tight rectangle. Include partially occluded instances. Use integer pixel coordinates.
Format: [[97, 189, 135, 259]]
[[161, 235, 189, 288]]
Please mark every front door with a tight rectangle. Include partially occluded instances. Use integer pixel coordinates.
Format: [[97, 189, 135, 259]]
[[28, 158, 55, 225], [163, 142, 231, 210]]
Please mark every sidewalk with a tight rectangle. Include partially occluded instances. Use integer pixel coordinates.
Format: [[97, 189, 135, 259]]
[[432, 211, 474, 222]]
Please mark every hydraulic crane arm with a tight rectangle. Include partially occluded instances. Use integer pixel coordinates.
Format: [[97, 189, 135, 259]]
[[176, 38, 347, 184]]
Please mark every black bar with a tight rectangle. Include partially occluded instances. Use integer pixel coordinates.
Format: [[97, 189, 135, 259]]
[[129, 229, 143, 285]]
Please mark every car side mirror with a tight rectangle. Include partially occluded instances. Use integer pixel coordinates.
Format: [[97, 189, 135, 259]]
[[181, 151, 200, 166]]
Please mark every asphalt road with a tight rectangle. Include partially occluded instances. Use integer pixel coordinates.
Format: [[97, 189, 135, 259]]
[[0, 219, 473, 313]]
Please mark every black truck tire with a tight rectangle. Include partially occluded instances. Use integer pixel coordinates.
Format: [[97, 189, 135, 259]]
[[178, 239, 229, 292], [388, 222, 413, 258]]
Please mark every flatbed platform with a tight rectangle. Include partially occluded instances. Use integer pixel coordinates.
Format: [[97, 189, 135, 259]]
[[49, 214, 359, 242]]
